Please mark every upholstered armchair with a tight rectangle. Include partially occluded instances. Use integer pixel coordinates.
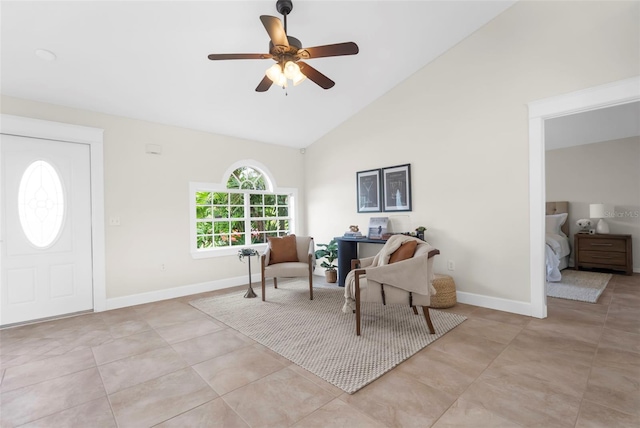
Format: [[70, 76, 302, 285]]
[[343, 235, 440, 335], [261, 235, 315, 301]]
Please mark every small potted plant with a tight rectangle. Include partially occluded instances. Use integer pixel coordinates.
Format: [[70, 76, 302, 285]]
[[315, 239, 338, 283], [416, 226, 427, 241]]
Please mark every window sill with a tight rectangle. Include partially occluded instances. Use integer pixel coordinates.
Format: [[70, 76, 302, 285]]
[[191, 243, 267, 259]]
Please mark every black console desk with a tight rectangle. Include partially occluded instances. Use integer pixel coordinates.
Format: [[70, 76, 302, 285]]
[[335, 237, 387, 286]]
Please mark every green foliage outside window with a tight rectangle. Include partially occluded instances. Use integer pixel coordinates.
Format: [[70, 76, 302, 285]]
[[196, 168, 291, 250], [227, 167, 266, 190]]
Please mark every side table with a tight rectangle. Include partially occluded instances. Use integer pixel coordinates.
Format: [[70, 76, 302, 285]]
[[238, 249, 259, 297], [574, 233, 633, 275]]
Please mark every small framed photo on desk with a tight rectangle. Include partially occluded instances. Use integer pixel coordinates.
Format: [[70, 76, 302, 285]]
[[368, 217, 389, 239]]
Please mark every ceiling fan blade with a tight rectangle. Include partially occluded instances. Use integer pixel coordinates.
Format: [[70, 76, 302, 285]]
[[255, 75, 273, 92], [298, 61, 335, 90], [260, 15, 289, 48], [208, 53, 272, 60], [298, 42, 359, 59]]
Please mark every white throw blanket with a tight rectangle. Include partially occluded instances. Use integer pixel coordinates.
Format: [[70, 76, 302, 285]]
[[342, 235, 436, 313]]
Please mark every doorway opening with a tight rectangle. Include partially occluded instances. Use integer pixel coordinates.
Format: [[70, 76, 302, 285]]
[[528, 77, 640, 318]]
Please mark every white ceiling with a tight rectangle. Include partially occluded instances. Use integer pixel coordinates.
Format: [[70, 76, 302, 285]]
[[545, 102, 640, 151], [1, 0, 516, 148]]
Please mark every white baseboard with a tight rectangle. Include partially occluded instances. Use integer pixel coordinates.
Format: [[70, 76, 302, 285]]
[[456, 291, 534, 317], [458, 266, 639, 317], [105, 275, 570, 318], [105, 273, 263, 311]]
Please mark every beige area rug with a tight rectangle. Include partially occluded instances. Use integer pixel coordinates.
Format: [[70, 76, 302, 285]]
[[190, 280, 466, 394], [547, 270, 613, 303]]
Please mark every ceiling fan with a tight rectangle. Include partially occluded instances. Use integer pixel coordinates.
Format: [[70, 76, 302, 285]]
[[207, 0, 359, 92]]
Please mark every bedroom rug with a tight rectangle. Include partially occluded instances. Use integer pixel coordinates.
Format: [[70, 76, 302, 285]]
[[547, 270, 612, 303], [189, 280, 466, 394]]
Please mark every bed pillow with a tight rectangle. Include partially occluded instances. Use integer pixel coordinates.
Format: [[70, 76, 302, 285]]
[[389, 240, 418, 264], [546, 213, 568, 236], [268, 235, 298, 264]]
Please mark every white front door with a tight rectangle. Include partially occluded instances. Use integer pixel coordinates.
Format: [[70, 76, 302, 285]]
[[1, 134, 93, 325]]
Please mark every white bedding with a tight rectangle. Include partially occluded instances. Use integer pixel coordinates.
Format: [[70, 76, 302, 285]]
[[546, 233, 570, 282]]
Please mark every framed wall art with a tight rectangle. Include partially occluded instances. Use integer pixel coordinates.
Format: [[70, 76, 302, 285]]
[[356, 169, 381, 213], [382, 164, 412, 212]]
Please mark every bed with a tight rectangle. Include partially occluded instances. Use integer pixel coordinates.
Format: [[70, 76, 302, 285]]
[[545, 201, 571, 282]]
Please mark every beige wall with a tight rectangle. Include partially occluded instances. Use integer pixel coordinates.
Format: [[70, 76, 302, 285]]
[[305, 1, 640, 304], [1, 1, 638, 310], [546, 136, 640, 270], [0, 96, 306, 299]]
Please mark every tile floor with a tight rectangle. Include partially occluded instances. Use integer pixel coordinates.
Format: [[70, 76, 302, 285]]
[[0, 273, 638, 427]]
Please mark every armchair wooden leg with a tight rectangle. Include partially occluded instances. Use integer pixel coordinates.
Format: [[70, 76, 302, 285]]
[[356, 296, 361, 336], [273, 278, 278, 289], [422, 306, 435, 334], [412, 306, 418, 315], [355, 276, 361, 336], [260, 256, 266, 302], [308, 262, 313, 300]]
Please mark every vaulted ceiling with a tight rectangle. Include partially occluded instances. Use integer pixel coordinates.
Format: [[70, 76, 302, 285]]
[[1, 1, 517, 148]]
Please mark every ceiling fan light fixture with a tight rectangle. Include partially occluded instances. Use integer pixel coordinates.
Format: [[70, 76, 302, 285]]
[[208, 0, 359, 92], [293, 71, 307, 86], [265, 63, 283, 82], [276, 73, 288, 87], [283, 61, 299, 79], [266, 62, 290, 87]]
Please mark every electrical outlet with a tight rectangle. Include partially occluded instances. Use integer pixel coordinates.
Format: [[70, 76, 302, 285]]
[[160, 263, 166, 272], [447, 260, 455, 271], [109, 217, 121, 226]]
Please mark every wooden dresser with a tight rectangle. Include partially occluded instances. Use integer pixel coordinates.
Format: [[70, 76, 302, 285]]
[[574, 233, 633, 275]]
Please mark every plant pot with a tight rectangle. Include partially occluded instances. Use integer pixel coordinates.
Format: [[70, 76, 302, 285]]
[[325, 270, 337, 283]]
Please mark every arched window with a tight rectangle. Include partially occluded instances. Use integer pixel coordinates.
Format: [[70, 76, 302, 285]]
[[226, 166, 267, 190], [190, 162, 296, 257]]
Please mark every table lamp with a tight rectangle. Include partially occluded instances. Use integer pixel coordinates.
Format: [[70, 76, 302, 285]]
[[590, 203, 611, 234]]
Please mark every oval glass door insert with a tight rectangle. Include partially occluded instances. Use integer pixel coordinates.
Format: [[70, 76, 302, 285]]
[[18, 160, 65, 248]]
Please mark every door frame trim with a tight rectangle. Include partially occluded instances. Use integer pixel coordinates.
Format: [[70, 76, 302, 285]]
[[527, 76, 640, 319], [1, 114, 106, 312]]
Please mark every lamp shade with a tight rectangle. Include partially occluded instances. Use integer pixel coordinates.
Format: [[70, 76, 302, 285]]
[[590, 203, 613, 234], [589, 204, 612, 219]]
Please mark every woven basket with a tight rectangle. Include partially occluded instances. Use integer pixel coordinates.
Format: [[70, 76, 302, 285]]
[[431, 274, 457, 308]]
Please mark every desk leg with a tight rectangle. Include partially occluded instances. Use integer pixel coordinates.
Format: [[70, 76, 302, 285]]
[[337, 240, 357, 287]]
